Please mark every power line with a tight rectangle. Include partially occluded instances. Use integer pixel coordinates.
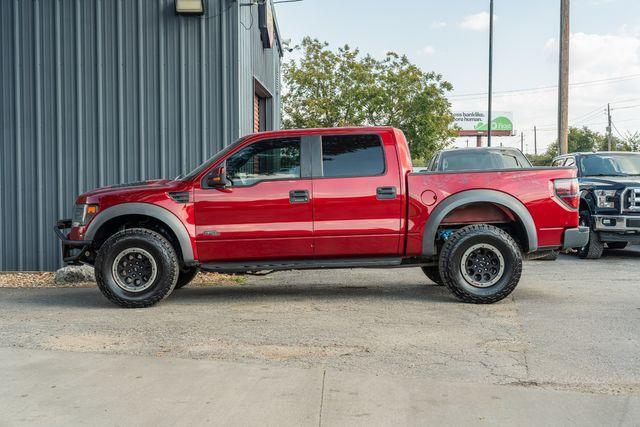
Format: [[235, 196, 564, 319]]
[[611, 104, 640, 111], [449, 73, 640, 100]]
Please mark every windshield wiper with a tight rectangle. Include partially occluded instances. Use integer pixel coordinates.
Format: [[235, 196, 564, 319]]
[[585, 173, 628, 177]]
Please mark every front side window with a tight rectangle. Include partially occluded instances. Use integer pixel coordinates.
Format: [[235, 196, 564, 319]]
[[225, 138, 301, 186], [321, 135, 385, 178]]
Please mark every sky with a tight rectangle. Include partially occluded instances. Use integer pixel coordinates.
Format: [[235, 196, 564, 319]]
[[273, 0, 640, 154]]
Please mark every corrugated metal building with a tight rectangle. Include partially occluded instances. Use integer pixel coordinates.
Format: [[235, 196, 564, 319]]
[[0, 0, 283, 271]]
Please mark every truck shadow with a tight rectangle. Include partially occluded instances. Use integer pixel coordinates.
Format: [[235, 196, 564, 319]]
[[13, 283, 475, 309]]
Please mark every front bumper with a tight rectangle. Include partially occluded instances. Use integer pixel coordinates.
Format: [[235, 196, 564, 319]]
[[562, 226, 590, 250], [593, 215, 640, 232], [54, 219, 92, 264]]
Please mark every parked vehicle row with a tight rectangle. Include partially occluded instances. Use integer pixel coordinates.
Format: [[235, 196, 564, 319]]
[[56, 127, 587, 308]]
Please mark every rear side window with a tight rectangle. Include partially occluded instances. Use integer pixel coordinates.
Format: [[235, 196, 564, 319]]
[[321, 135, 385, 178]]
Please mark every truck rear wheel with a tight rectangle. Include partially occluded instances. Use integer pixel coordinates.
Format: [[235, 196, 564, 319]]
[[175, 266, 199, 289], [94, 228, 179, 308], [439, 225, 522, 304], [421, 266, 444, 286]]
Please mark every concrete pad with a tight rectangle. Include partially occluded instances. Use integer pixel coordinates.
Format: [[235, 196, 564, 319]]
[[321, 369, 640, 426], [1, 348, 637, 426], [0, 348, 323, 426]]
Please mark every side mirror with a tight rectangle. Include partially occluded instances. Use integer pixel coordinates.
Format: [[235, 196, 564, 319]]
[[205, 167, 229, 188]]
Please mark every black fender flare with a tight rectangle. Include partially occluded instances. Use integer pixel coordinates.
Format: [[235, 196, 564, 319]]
[[422, 189, 538, 256], [84, 202, 195, 264]]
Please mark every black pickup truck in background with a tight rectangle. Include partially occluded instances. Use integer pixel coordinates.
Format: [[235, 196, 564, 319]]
[[551, 152, 640, 259]]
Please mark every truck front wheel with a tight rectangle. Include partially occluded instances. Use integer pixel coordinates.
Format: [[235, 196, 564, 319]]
[[577, 210, 604, 259], [94, 228, 180, 308], [439, 225, 522, 304]]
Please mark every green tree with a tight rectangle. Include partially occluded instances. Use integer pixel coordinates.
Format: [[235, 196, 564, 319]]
[[282, 37, 456, 160], [616, 131, 640, 152]]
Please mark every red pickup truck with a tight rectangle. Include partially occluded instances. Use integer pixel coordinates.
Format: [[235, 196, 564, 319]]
[[56, 127, 588, 308]]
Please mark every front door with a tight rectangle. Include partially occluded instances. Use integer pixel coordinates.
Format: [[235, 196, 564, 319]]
[[194, 136, 313, 262], [311, 133, 403, 257]]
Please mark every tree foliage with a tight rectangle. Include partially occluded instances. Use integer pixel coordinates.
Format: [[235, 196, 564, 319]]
[[282, 37, 456, 160], [528, 126, 640, 166]]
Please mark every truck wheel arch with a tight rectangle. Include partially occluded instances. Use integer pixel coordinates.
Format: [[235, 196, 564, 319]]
[[422, 190, 538, 256], [84, 203, 195, 264]]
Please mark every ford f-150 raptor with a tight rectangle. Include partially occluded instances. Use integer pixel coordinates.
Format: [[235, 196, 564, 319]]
[[56, 127, 588, 307]]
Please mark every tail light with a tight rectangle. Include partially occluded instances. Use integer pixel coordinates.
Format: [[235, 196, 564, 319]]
[[553, 178, 580, 210]]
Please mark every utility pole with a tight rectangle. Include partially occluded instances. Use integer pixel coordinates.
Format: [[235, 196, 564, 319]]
[[521, 131, 524, 153], [558, 0, 570, 154], [534, 126, 538, 155], [487, 0, 495, 147], [607, 103, 613, 151]]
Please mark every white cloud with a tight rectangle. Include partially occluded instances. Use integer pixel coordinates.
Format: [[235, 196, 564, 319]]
[[417, 46, 436, 56], [431, 21, 447, 29], [459, 12, 497, 31], [545, 31, 640, 82]]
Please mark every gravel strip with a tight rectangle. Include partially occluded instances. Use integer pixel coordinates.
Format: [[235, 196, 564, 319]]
[[0, 271, 244, 288]]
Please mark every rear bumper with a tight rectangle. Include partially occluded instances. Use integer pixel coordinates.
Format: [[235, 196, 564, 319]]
[[54, 219, 92, 264], [562, 226, 589, 250]]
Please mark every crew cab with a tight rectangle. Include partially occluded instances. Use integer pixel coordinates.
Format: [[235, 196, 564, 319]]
[[552, 151, 640, 258], [56, 127, 588, 308]]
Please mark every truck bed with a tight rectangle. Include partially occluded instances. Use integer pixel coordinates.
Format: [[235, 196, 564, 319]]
[[405, 167, 579, 255]]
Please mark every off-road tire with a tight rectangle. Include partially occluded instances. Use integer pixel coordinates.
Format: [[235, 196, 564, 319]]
[[606, 242, 628, 250], [175, 266, 199, 289], [439, 224, 522, 304], [94, 228, 180, 308], [578, 211, 604, 260], [421, 266, 444, 285]]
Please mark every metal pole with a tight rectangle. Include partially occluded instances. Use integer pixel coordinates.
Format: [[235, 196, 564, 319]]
[[607, 103, 613, 151], [558, 0, 570, 154], [487, 0, 494, 147], [521, 131, 524, 152], [534, 126, 537, 155]]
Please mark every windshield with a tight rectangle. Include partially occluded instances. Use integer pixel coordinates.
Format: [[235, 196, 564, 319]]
[[179, 136, 249, 181], [579, 154, 640, 177], [439, 149, 531, 172]]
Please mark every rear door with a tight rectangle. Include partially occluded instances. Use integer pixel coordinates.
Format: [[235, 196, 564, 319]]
[[311, 133, 403, 257]]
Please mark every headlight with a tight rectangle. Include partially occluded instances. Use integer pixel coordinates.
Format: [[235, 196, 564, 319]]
[[72, 204, 100, 227], [595, 190, 617, 209]]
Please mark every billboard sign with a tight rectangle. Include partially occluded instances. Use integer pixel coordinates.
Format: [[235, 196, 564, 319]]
[[453, 111, 514, 136]]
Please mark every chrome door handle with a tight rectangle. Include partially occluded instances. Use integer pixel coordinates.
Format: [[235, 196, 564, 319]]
[[376, 186, 397, 200], [289, 190, 310, 203]]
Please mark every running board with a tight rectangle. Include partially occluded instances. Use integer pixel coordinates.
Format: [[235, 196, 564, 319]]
[[200, 257, 405, 274]]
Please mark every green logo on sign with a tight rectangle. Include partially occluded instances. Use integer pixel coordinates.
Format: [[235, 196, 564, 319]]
[[475, 116, 513, 132]]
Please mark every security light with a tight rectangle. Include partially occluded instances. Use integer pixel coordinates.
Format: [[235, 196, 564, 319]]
[[175, 0, 204, 15]]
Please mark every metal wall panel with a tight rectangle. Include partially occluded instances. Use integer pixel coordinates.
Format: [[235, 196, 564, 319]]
[[0, 0, 282, 271]]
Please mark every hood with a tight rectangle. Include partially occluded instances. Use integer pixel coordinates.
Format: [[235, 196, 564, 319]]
[[76, 179, 183, 203], [579, 176, 640, 189]]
